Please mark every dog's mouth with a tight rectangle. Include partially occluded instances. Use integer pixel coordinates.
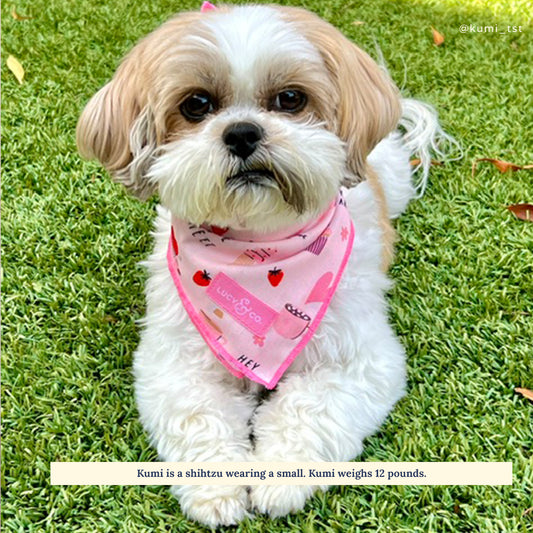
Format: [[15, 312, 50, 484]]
[[225, 167, 306, 214], [226, 169, 276, 186]]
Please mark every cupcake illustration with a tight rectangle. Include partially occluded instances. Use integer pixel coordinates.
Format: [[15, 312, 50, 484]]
[[232, 252, 256, 266], [273, 303, 311, 339], [305, 228, 331, 255], [232, 247, 277, 265]]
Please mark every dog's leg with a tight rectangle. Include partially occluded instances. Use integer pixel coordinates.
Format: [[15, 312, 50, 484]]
[[249, 311, 406, 517], [134, 336, 256, 526]]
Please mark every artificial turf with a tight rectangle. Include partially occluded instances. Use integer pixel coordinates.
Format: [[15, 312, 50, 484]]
[[2, 0, 532, 531]]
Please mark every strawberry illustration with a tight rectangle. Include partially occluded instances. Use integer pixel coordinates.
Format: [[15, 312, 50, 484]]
[[268, 267, 284, 287], [170, 230, 179, 255], [210, 225, 228, 236], [193, 270, 212, 287]]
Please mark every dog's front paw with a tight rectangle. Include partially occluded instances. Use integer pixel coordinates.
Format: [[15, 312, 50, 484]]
[[171, 484, 250, 527], [250, 484, 315, 518]]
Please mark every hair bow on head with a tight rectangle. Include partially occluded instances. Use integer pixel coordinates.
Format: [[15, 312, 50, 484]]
[[201, 1, 217, 12]]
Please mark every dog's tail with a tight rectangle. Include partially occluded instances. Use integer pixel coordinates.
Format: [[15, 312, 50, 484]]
[[399, 98, 462, 198]]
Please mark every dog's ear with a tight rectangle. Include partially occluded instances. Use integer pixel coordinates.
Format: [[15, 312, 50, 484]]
[[278, 7, 401, 186], [76, 11, 204, 198], [76, 44, 158, 199]]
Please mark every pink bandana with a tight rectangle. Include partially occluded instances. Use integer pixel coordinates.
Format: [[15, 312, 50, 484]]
[[167, 192, 355, 388]]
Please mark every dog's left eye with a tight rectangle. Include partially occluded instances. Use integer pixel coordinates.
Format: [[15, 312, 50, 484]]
[[270, 90, 307, 113], [180, 92, 216, 122]]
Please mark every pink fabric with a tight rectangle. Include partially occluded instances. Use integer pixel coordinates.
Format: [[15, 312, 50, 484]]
[[200, 1, 217, 12], [167, 192, 355, 389]]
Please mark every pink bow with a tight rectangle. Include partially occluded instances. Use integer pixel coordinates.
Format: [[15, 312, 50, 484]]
[[201, 1, 217, 12]]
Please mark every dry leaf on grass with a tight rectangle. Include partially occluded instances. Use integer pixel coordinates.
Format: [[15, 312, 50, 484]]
[[352, 21, 365, 26], [507, 204, 533, 222], [11, 7, 33, 20], [431, 27, 445, 46], [523, 507, 533, 517], [472, 158, 533, 176], [410, 159, 443, 167], [7, 55, 25, 84], [515, 387, 533, 401]]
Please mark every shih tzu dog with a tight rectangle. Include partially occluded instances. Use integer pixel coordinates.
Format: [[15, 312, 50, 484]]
[[77, 2, 452, 527]]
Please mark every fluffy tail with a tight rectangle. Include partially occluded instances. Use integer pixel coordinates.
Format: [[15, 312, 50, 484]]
[[399, 98, 462, 198]]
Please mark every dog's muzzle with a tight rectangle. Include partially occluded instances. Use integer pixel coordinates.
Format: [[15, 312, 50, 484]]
[[223, 121, 306, 213]]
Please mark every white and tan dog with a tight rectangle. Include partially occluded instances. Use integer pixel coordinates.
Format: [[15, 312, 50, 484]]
[[77, 4, 452, 527]]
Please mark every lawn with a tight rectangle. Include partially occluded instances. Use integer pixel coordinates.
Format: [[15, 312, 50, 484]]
[[2, 0, 532, 531]]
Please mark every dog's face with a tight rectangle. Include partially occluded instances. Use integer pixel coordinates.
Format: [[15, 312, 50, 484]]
[[77, 5, 400, 232]]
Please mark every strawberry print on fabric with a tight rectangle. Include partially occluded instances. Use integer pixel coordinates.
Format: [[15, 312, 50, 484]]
[[193, 270, 212, 287], [267, 268, 284, 287]]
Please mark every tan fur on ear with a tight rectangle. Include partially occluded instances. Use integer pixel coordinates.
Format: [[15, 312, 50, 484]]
[[76, 48, 151, 196], [76, 11, 205, 198], [276, 6, 401, 186], [76, 76, 142, 172]]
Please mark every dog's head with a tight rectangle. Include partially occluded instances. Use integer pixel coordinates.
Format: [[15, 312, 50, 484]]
[[77, 5, 400, 232]]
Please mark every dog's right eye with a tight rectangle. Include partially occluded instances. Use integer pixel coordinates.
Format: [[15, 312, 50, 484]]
[[180, 93, 216, 122]]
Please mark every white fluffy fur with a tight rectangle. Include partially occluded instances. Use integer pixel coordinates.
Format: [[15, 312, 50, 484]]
[[203, 6, 323, 97], [135, 130, 433, 526], [78, 4, 453, 527], [399, 98, 462, 197]]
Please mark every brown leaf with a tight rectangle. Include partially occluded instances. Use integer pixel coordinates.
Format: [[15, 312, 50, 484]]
[[507, 204, 533, 222], [431, 27, 445, 46], [410, 158, 443, 167], [523, 507, 533, 517], [515, 387, 533, 401], [11, 7, 33, 20], [472, 158, 533, 176], [7, 55, 25, 84], [352, 21, 365, 26]]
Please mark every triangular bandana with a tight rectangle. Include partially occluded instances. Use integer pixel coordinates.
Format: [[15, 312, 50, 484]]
[[167, 192, 355, 389]]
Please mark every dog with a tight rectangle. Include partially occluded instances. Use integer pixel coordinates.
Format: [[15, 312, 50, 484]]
[[77, 3, 452, 527]]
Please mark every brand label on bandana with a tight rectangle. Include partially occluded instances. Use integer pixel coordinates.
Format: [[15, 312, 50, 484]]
[[207, 273, 278, 336], [167, 191, 355, 389]]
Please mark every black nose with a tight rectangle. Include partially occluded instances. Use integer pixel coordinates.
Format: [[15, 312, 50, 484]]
[[223, 122, 264, 160]]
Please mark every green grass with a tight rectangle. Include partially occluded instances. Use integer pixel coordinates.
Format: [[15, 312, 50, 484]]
[[2, 0, 532, 531]]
